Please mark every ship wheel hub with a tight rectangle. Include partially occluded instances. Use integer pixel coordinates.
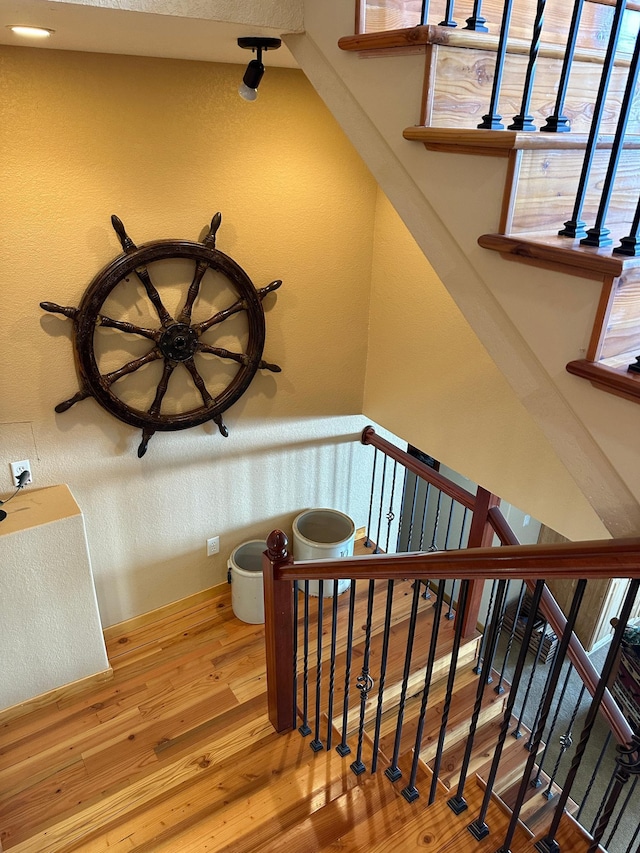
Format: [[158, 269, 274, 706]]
[[159, 323, 198, 362]]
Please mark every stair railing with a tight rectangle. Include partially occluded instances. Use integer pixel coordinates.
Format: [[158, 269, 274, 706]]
[[264, 533, 640, 852], [263, 431, 640, 853]]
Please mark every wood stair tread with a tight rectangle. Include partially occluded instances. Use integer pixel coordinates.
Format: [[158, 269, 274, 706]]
[[369, 664, 506, 763], [403, 127, 640, 156], [429, 714, 534, 791], [338, 25, 633, 65], [498, 770, 580, 839]]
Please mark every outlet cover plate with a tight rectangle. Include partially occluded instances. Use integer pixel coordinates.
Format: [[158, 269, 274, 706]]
[[10, 460, 32, 487], [207, 536, 220, 557]]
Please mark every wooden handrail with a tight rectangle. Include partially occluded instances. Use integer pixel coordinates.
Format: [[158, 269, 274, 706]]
[[276, 536, 640, 582], [361, 425, 495, 638], [488, 505, 520, 545], [361, 426, 477, 509], [269, 532, 638, 744], [532, 581, 635, 745]]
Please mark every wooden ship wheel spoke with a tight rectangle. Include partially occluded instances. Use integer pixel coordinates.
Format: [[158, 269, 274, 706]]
[[40, 213, 282, 457]]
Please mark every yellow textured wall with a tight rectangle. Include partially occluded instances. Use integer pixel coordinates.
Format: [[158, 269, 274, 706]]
[[363, 191, 609, 541], [0, 46, 378, 626], [0, 45, 611, 635]]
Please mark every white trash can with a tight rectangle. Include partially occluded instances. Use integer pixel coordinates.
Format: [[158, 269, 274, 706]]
[[292, 508, 355, 597], [228, 539, 266, 624]]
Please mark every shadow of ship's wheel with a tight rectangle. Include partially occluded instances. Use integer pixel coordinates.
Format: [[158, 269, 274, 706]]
[[41, 213, 281, 457]]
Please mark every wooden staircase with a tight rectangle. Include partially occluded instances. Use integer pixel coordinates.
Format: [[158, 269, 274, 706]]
[[337, 0, 640, 407], [0, 574, 592, 853]]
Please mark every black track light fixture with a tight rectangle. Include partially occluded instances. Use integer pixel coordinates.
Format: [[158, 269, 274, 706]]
[[237, 37, 282, 101]]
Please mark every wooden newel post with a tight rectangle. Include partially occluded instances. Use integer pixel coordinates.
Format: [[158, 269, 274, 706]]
[[263, 529, 295, 733], [460, 487, 500, 639]]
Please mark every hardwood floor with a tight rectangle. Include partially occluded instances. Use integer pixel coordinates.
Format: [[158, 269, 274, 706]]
[[0, 573, 590, 852]]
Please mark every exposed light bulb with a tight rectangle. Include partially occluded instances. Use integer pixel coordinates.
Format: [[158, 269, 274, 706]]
[[238, 82, 258, 102], [8, 26, 54, 38]]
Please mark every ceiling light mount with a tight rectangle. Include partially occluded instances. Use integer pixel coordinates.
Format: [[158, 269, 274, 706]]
[[237, 37, 282, 102]]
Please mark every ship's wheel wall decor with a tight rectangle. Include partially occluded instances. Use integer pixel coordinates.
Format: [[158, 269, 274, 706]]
[[41, 213, 282, 457]]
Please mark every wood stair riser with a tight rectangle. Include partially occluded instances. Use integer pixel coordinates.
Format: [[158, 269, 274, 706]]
[[598, 265, 640, 363], [504, 148, 639, 240], [427, 45, 637, 135], [360, 0, 639, 56]]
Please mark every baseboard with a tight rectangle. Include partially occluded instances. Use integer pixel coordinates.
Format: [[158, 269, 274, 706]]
[[0, 667, 114, 724], [103, 581, 230, 644]]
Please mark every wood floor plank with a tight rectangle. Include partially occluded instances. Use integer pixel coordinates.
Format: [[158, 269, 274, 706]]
[[6, 711, 275, 853], [1, 574, 545, 853], [147, 733, 377, 853]]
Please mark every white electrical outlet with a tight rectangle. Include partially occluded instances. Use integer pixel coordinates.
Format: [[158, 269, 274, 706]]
[[206, 536, 220, 557], [10, 460, 32, 487]]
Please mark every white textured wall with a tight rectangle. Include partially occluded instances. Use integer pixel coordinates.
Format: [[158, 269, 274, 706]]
[[0, 486, 109, 711]]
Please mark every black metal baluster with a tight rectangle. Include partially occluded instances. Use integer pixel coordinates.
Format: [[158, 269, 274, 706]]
[[525, 635, 558, 751], [336, 580, 357, 756], [474, 579, 497, 675], [351, 580, 376, 775], [531, 664, 575, 789], [542, 681, 586, 800], [418, 483, 432, 599], [429, 579, 470, 804], [478, 0, 515, 129], [588, 746, 640, 853], [590, 762, 619, 835], [495, 581, 527, 695], [576, 730, 612, 821], [513, 620, 548, 740], [374, 455, 388, 554], [509, 0, 547, 131], [293, 580, 299, 728], [299, 580, 312, 736], [446, 580, 457, 620], [603, 768, 638, 850], [420, 0, 431, 26], [496, 580, 587, 853], [581, 22, 640, 247], [402, 579, 447, 802], [443, 496, 455, 550], [448, 579, 509, 814], [429, 489, 443, 551], [326, 579, 339, 751], [371, 579, 395, 773], [442, 498, 456, 618], [615, 197, 640, 257], [418, 483, 430, 551], [440, 0, 456, 27], [464, 0, 488, 32], [559, 0, 627, 238], [468, 580, 546, 840], [310, 582, 324, 752], [395, 466, 409, 553], [386, 581, 423, 782], [406, 475, 420, 551], [624, 814, 640, 853], [535, 579, 640, 853], [458, 506, 469, 549], [364, 449, 378, 548], [541, 0, 584, 132], [486, 580, 510, 678], [384, 461, 398, 554]]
